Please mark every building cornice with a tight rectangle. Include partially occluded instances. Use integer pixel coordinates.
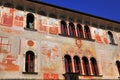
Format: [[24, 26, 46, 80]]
[[29, 0, 120, 24]]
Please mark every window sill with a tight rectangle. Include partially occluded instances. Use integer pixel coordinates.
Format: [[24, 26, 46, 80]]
[[22, 72, 38, 75], [24, 27, 37, 31], [110, 43, 118, 46], [63, 72, 79, 74], [63, 73, 103, 77], [80, 74, 103, 77], [59, 34, 95, 42]]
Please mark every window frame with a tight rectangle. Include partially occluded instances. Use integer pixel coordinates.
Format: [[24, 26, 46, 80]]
[[64, 55, 73, 73]]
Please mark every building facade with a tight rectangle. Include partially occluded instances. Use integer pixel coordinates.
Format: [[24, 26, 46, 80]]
[[0, 0, 120, 79]]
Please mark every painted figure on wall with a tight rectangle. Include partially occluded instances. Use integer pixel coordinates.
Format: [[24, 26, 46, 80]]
[[48, 18, 59, 35], [41, 41, 60, 73], [62, 39, 96, 57], [13, 10, 24, 27], [94, 29, 102, 43], [37, 15, 59, 35], [1, 7, 14, 27], [92, 27, 109, 44], [37, 15, 47, 33], [102, 32, 109, 44]]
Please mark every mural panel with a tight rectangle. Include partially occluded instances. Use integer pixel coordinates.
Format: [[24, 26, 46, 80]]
[[1, 7, 14, 27], [48, 18, 59, 35], [13, 10, 24, 27], [0, 36, 20, 71], [0, 7, 2, 24], [37, 15, 59, 35], [91, 27, 109, 44], [41, 41, 60, 73], [62, 39, 96, 57], [36, 15, 47, 33], [101, 53, 114, 77]]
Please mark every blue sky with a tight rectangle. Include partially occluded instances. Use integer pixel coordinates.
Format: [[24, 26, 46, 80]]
[[37, 0, 120, 22]]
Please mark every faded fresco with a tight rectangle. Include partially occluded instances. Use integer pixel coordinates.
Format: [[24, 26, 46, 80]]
[[113, 32, 119, 44], [48, 17, 59, 35], [40, 41, 60, 73], [100, 53, 115, 77], [62, 39, 96, 57], [0, 7, 2, 24], [91, 27, 109, 44], [13, 10, 24, 27], [1, 7, 14, 27], [43, 73, 59, 80], [36, 15, 47, 33], [0, 36, 19, 71], [119, 33, 120, 41], [36, 15, 59, 35]]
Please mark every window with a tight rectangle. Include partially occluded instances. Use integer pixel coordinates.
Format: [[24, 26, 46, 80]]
[[90, 57, 99, 75], [116, 61, 120, 75], [84, 25, 91, 39], [73, 56, 82, 74], [25, 51, 35, 73], [82, 57, 91, 75], [26, 13, 35, 29], [61, 20, 68, 36], [108, 31, 115, 44], [64, 55, 73, 73], [76, 24, 84, 38], [69, 22, 76, 37]]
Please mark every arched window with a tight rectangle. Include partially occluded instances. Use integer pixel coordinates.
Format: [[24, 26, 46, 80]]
[[61, 20, 68, 36], [77, 24, 84, 38], [82, 56, 91, 75], [108, 31, 115, 44], [84, 25, 91, 39], [26, 13, 35, 29], [69, 22, 76, 37], [116, 60, 120, 75], [64, 55, 73, 73], [73, 56, 82, 74], [90, 57, 99, 75], [25, 51, 35, 73]]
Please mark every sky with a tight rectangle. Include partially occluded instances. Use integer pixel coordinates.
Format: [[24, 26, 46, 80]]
[[36, 0, 120, 22]]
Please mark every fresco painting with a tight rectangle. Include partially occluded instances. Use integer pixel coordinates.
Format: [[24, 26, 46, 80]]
[[119, 37, 120, 41], [113, 32, 119, 44], [41, 41, 60, 73], [0, 27, 22, 34], [37, 15, 47, 33], [94, 29, 103, 43], [62, 39, 96, 56], [0, 36, 19, 71], [1, 7, 14, 27], [101, 54, 114, 77], [13, 10, 24, 27], [0, 7, 2, 24], [43, 73, 59, 80], [37, 15, 59, 35], [91, 27, 109, 44], [48, 18, 59, 35]]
